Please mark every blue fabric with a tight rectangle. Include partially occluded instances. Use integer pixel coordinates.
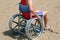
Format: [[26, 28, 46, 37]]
[[19, 4, 30, 12], [37, 11, 43, 18], [37, 11, 43, 15]]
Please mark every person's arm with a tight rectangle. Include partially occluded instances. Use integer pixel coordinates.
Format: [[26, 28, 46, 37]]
[[27, 0, 41, 20]]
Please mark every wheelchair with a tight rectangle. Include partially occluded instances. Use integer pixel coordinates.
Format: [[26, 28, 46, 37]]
[[9, 4, 45, 40]]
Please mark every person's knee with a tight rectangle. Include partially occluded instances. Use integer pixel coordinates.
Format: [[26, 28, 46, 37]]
[[43, 11, 48, 16], [36, 10, 41, 12]]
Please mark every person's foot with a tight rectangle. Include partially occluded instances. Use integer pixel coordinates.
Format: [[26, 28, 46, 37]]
[[44, 27, 51, 30]]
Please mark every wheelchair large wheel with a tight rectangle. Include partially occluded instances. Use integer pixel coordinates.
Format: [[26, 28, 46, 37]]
[[9, 14, 27, 33], [25, 18, 44, 40]]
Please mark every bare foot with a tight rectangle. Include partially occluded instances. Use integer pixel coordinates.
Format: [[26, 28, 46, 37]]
[[44, 27, 51, 30]]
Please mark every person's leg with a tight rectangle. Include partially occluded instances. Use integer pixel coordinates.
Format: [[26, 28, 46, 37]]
[[43, 11, 50, 29], [36, 10, 49, 29], [33, 10, 49, 32]]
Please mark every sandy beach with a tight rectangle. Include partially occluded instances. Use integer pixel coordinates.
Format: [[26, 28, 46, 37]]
[[0, 0, 60, 40]]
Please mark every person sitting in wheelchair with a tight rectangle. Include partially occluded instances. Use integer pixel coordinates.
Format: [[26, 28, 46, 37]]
[[19, 0, 50, 32]]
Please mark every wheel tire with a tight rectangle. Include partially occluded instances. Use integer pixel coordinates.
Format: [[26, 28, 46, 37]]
[[25, 18, 44, 40], [9, 14, 21, 33]]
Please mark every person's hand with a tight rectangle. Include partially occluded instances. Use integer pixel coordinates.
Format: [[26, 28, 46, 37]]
[[37, 16, 41, 20]]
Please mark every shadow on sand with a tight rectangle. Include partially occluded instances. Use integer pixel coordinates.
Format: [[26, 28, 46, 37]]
[[3, 30, 29, 40]]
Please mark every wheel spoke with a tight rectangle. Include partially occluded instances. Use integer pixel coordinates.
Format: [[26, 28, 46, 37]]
[[35, 20, 37, 25], [20, 20, 25, 23], [31, 23, 40, 28], [29, 28, 33, 30], [13, 25, 18, 29], [13, 21, 18, 24], [29, 30, 34, 36], [31, 24, 35, 26], [30, 20, 41, 37]]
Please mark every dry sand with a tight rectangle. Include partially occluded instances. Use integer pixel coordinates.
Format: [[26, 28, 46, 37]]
[[0, 0, 60, 40]]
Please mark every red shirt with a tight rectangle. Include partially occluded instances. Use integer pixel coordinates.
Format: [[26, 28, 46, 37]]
[[20, 0, 30, 19], [21, 0, 26, 5], [20, 0, 35, 19]]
